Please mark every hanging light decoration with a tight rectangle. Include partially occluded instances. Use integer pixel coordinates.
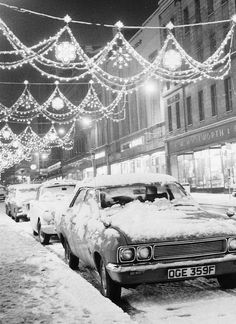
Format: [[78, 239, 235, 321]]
[[55, 41, 77, 64], [51, 97, 64, 110], [162, 49, 182, 71]]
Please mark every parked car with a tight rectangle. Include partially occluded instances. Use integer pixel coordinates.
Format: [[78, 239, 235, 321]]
[[56, 172, 236, 302], [0, 185, 6, 201], [5, 183, 40, 222], [29, 179, 77, 245]]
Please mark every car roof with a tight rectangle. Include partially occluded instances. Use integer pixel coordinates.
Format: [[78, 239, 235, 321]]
[[39, 179, 78, 189], [7, 183, 41, 190], [80, 173, 177, 189]]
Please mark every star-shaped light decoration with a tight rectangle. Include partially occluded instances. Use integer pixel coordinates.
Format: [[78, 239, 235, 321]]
[[55, 41, 77, 64]]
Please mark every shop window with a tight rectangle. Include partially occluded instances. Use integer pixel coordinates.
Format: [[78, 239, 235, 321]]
[[177, 154, 195, 187], [167, 105, 173, 132], [194, 150, 211, 188], [198, 90, 205, 121], [207, 0, 214, 15], [186, 96, 193, 126], [224, 77, 232, 112], [183, 7, 190, 34], [211, 84, 218, 116], [195, 0, 201, 23], [176, 101, 181, 129]]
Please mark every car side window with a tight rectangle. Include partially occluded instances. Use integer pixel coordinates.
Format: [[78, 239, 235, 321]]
[[70, 188, 87, 207]]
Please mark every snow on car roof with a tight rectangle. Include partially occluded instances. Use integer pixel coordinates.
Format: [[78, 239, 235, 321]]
[[82, 173, 177, 188], [40, 179, 78, 188], [7, 183, 41, 190]]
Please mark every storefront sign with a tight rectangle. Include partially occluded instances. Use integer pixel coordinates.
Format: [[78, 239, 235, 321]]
[[168, 121, 236, 153]]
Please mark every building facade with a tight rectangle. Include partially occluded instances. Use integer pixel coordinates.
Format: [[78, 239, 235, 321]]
[[159, 0, 236, 191]]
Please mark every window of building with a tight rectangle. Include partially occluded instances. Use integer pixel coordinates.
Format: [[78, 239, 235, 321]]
[[176, 101, 181, 129], [195, 0, 201, 23], [183, 7, 190, 34], [207, 0, 214, 15], [211, 84, 218, 116], [196, 41, 204, 62], [209, 31, 216, 54], [186, 96, 193, 125], [198, 90, 205, 121], [168, 105, 172, 132], [224, 77, 232, 111]]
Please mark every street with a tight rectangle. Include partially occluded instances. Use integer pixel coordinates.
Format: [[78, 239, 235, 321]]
[[1, 201, 236, 324]]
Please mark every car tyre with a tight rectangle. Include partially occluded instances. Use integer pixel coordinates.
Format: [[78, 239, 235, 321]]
[[100, 259, 121, 302], [64, 239, 79, 270], [217, 273, 236, 289], [38, 220, 50, 245], [33, 230, 38, 236], [14, 216, 19, 223]]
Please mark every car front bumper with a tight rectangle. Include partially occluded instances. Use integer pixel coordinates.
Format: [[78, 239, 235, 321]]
[[106, 254, 236, 285]]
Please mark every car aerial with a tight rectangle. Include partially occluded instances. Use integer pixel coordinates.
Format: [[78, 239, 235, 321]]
[[5, 183, 40, 222], [56, 172, 236, 302], [0, 184, 6, 201], [29, 179, 77, 245]]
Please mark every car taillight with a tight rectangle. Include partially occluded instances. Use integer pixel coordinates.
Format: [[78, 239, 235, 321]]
[[119, 247, 135, 262], [137, 246, 152, 260], [228, 238, 236, 251]]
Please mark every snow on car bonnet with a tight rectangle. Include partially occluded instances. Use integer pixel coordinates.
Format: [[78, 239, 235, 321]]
[[107, 200, 236, 242]]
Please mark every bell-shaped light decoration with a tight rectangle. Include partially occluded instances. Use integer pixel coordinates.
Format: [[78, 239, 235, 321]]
[[2, 129, 11, 140], [163, 49, 182, 71]]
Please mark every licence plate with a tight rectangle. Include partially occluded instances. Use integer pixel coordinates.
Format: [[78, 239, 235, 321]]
[[168, 265, 215, 279]]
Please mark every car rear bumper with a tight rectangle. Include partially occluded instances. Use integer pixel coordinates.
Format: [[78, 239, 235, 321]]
[[41, 224, 57, 235], [106, 254, 236, 285]]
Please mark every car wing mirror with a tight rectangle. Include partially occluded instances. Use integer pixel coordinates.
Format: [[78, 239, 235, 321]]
[[226, 208, 235, 218]]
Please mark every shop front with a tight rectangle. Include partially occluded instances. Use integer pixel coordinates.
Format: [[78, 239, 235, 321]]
[[168, 119, 236, 192]]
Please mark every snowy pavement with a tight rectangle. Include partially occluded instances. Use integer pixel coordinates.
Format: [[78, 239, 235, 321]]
[[0, 206, 134, 324]]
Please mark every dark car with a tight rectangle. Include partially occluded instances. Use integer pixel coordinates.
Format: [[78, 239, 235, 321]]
[[56, 173, 236, 302]]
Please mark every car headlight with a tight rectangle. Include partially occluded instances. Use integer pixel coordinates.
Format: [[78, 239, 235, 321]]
[[119, 247, 135, 262], [228, 238, 236, 251], [137, 246, 152, 260]]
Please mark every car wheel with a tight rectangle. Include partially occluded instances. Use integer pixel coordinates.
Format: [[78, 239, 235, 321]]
[[38, 220, 50, 245], [99, 259, 121, 302], [64, 239, 79, 270], [217, 273, 236, 289], [14, 216, 19, 223]]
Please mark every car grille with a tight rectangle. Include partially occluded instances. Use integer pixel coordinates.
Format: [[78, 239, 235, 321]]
[[153, 238, 227, 260]]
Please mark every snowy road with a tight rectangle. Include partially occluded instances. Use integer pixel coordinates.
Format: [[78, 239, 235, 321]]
[[2, 202, 236, 323]]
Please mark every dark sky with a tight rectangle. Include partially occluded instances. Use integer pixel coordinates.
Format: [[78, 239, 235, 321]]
[[0, 0, 159, 84], [0, 0, 159, 45]]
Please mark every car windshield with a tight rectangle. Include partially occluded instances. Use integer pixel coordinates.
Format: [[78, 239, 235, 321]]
[[40, 185, 75, 200], [100, 182, 189, 208], [16, 188, 38, 200]]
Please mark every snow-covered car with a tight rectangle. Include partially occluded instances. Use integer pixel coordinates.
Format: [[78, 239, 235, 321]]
[[29, 180, 77, 245], [5, 183, 40, 222], [56, 173, 236, 302]]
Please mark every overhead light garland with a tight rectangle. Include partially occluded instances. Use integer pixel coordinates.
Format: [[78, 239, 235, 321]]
[[0, 15, 235, 90], [0, 81, 127, 123]]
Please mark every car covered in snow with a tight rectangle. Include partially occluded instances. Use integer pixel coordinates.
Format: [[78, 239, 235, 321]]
[[56, 173, 236, 302], [29, 179, 76, 245], [5, 183, 40, 222]]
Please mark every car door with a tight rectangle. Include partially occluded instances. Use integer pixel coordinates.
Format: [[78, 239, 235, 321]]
[[29, 187, 42, 232], [71, 188, 101, 267], [61, 188, 88, 258]]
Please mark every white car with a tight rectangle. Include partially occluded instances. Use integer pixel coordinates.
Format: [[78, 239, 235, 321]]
[[29, 180, 77, 245], [5, 183, 40, 222]]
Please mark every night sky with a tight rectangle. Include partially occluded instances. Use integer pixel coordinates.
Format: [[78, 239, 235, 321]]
[[0, 0, 159, 83]]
